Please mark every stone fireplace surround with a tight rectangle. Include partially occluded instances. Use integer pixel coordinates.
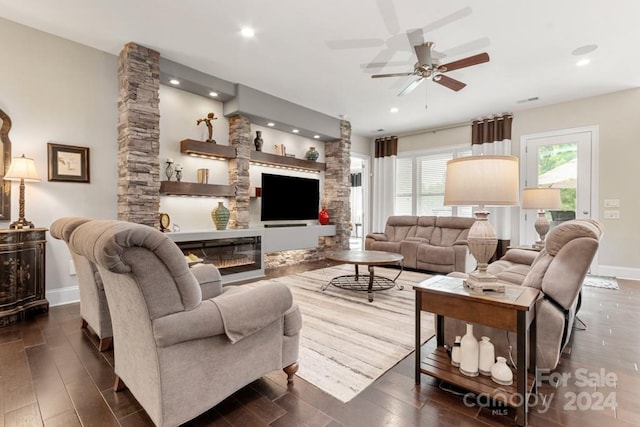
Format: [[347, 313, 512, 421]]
[[117, 42, 351, 267]]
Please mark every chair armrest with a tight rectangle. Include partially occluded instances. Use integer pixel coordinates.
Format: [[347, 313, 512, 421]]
[[153, 300, 225, 347], [190, 263, 223, 299], [502, 248, 538, 266], [366, 233, 388, 242], [211, 283, 294, 343], [453, 239, 469, 246]]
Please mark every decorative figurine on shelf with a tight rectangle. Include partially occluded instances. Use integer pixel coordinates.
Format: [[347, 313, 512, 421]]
[[175, 163, 183, 182], [305, 147, 319, 161], [196, 112, 217, 143], [165, 158, 175, 181], [254, 130, 264, 151]]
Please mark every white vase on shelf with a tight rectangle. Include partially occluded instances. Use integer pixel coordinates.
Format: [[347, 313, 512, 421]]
[[459, 324, 479, 377], [491, 357, 513, 385], [478, 336, 495, 376], [451, 335, 462, 367]]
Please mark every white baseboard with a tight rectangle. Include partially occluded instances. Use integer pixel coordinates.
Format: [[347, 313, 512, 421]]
[[47, 285, 80, 307], [597, 265, 640, 281]]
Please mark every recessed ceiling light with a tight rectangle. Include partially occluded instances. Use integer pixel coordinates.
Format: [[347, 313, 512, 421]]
[[209, 91, 218, 97], [267, 122, 275, 127], [390, 107, 399, 113], [572, 44, 598, 56], [292, 129, 299, 133], [169, 79, 180, 85], [313, 135, 320, 139], [576, 58, 591, 67], [241, 27, 255, 38]]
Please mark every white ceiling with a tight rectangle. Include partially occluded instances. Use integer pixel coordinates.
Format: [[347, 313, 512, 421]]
[[2, 0, 639, 137]]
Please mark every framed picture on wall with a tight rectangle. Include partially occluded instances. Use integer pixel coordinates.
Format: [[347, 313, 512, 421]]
[[47, 143, 90, 183]]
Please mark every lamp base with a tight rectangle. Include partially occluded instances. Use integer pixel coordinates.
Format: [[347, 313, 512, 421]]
[[465, 271, 505, 293], [9, 218, 35, 229]]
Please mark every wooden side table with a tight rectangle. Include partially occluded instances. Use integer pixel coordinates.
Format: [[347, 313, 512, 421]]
[[414, 275, 539, 426]]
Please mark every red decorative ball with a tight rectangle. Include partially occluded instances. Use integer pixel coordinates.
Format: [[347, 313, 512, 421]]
[[318, 208, 330, 225]]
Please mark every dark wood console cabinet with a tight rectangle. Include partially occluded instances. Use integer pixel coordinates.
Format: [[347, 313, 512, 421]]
[[0, 228, 48, 327]]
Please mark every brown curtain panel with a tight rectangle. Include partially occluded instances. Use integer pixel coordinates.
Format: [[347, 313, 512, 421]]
[[471, 114, 513, 146], [375, 136, 398, 158]]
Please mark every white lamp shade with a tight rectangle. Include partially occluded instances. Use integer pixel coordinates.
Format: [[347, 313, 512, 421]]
[[444, 155, 519, 206], [522, 188, 561, 210], [4, 154, 41, 182]]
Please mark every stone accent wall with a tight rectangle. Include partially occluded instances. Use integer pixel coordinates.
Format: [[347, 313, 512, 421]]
[[228, 115, 251, 229], [117, 42, 161, 227], [323, 120, 352, 250], [264, 249, 324, 270]]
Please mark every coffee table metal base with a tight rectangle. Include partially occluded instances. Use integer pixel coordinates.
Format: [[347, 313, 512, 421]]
[[323, 264, 403, 302]]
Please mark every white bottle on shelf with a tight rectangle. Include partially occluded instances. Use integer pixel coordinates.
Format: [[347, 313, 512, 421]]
[[478, 336, 495, 376], [451, 336, 462, 367], [459, 324, 479, 377]]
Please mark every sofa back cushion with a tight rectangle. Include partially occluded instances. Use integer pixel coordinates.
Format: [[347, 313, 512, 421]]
[[429, 217, 475, 246], [415, 216, 436, 240], [384, 216, 418, 241]]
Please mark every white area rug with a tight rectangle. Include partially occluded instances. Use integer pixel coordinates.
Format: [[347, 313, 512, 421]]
[[584, 275, 619, 289], [246, 265, 435, 403]]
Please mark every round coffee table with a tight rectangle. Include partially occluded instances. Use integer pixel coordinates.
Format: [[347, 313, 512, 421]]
[[323, 250, 404, 302]]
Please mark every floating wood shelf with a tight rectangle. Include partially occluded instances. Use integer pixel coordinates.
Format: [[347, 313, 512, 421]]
[[160, 181, 236, 197], [250, 151, 325, 172], [180, 139, 236, 159]]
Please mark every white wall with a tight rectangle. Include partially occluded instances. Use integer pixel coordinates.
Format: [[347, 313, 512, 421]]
[[0, 18, 119, 302]]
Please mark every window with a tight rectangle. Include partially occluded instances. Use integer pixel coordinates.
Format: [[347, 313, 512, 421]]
[[395, 146, 472, 217]]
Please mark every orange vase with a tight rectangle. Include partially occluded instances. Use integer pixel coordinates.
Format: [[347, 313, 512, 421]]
[[318, 208, 330, 225]]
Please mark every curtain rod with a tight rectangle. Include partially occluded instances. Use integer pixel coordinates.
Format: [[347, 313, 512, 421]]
[[398, 121, 470, 138]]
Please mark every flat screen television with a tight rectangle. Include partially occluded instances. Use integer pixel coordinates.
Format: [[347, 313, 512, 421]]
[[261, 173, 319, 221]]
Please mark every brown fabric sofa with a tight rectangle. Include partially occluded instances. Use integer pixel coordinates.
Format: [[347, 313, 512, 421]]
[[365, 216, 477, 273], [66, 219, 301, 427], [445, 219, 603, 371]]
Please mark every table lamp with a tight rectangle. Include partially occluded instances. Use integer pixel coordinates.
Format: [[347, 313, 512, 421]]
[[4, 154, 41, 229], [444, 155, 520, 292], [522, 187, 561, 248]]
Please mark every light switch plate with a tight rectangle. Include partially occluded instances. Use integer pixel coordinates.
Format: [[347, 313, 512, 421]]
[[604, 199, 620, 208], [69, 260, 76, 275]]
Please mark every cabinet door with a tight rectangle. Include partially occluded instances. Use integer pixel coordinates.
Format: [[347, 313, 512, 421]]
[[0, 245, 40, 307]]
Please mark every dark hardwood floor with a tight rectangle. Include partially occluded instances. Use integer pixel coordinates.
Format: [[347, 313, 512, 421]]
[[1, 263, 638, 426]]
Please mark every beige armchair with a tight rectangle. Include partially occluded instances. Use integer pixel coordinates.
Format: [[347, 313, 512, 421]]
[[50, 217, 114, 351], [66, 219, 302, 427], [446, 219, 603, 371]]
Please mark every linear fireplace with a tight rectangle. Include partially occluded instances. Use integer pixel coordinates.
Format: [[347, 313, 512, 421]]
[[175, 236, 262, 276]]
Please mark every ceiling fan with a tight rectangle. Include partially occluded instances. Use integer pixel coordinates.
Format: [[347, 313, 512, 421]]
[[371, 42, 490, 96]]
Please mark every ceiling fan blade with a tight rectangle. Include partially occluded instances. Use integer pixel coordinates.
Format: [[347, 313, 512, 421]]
[[421, 7, 472, 34], [398, 77, 424, 96], [325, 39, 384, 49], [371, 72, 414, 79], [361, 60, 411, 71], [439, 52, 490, 72], [434, 75, 467, 92], [414, 43, 433, 67], [376, 0, 401, 34], [406, 28, 424, 49]]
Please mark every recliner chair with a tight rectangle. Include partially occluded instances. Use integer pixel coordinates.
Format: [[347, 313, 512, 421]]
[[446, 219, 603, 370], [67, 219, 301, 427]]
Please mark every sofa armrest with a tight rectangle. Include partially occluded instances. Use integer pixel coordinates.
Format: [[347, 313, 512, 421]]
[[453, 239, 469, 246], [366, 233, 388, 242], [153, 300, 225, 347], [405, 237, 428, 242]]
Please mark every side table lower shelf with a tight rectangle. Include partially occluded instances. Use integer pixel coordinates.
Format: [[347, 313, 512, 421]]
[[420, 347, 535, 405]]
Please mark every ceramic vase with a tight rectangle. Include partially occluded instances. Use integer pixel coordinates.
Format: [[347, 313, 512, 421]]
[[305, 146, 319, 161], [254, 130, 263, 151], [451, 335, 462, 367], [211, 201, 230, 230], [478, 336, 495, 376], [491, 357, 513, 386], [459, 323, 479, 377], [165, 162, 174, 181], [318, 208, 329, 225]]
